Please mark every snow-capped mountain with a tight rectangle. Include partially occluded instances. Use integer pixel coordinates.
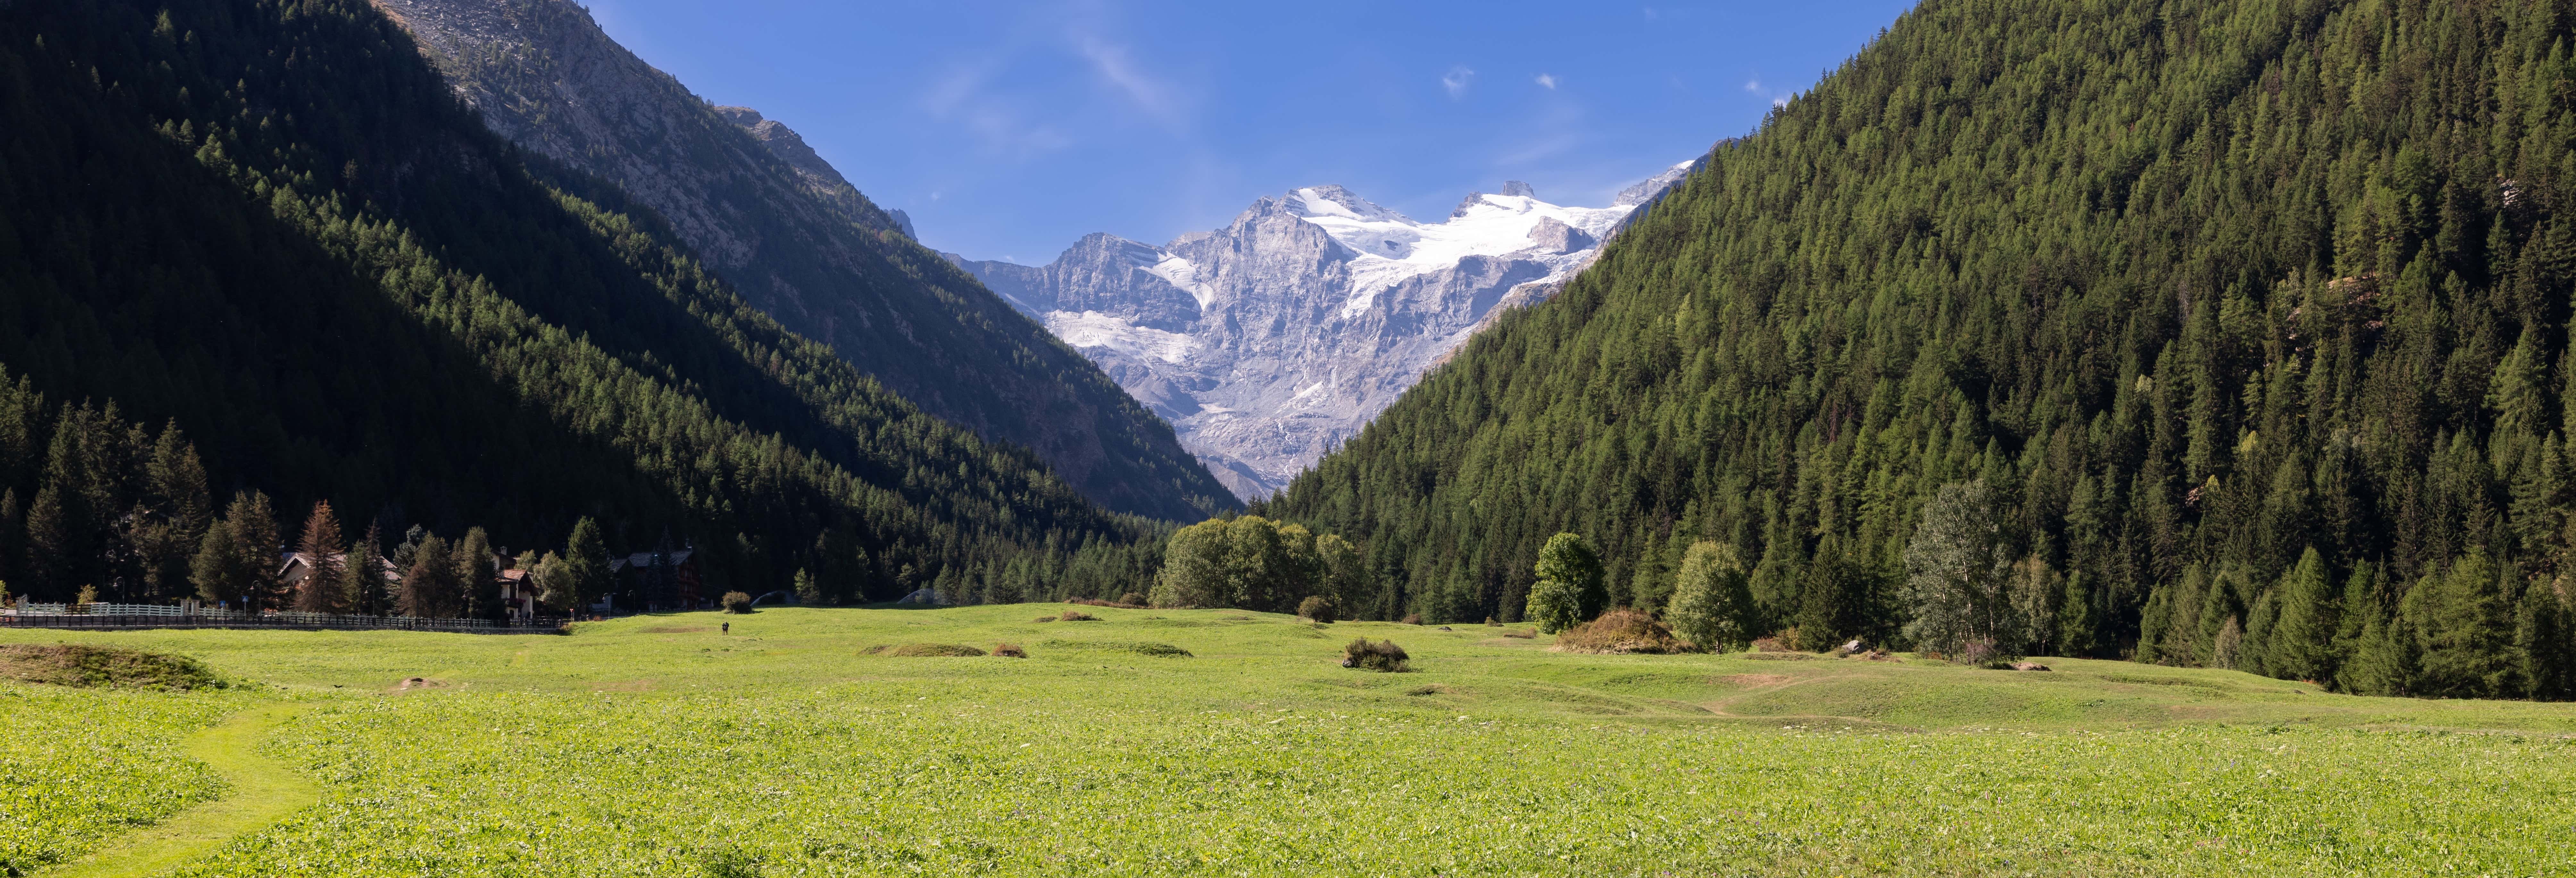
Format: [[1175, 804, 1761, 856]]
[[946, 163, 1702, 500]]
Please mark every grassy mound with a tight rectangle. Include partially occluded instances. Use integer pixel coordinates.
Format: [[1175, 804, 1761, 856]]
[[1038, 639, 1192, 658], [864, 643, 987, 657], [0, 644, 226, 690], [1551, 609, 1688, 655]]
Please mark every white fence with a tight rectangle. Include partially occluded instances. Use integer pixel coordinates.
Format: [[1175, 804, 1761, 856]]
[[2, 602, 556, 634]]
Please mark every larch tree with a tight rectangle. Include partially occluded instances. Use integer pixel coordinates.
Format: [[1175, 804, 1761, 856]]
[[291, 501, 346, 613], [400, 534, 458, 618]]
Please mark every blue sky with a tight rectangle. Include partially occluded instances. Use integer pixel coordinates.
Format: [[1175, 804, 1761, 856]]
[[581, 1, 1917, 264]]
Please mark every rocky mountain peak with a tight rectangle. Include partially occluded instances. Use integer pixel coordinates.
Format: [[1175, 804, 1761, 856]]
[[945, 164, 1702, 500]]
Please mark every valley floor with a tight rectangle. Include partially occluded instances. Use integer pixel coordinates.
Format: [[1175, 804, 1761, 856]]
[[4, 605, 2572, 876]]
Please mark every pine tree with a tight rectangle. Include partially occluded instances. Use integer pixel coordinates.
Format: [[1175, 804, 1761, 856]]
[[189, 518, 243, 607], [2269, 548, 2340, 683], [455, 526, 499, 621], [793, 568, 822, 604], [222, 491, 281, 612], [564, 518, 609, 615], [401, 534, 458, 618], [291, 501, 346, 613], [2341, 597, 2418, 697], [23, 483, 67, 601], [2404, 551, 2518, 699], [340, 524, 389, 616], [2515, 578, 2573, 700], [2056, 571, 2098, 658]]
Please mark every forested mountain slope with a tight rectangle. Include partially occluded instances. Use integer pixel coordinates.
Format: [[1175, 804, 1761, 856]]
[[369, 0, 1232, 521], [1266, 0, 2576, 697], [0, 0, 1158, 604]]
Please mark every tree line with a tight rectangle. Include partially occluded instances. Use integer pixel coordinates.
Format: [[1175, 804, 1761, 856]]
[[1260, 0, 2576, 700], [0, 0, 1173, 610]]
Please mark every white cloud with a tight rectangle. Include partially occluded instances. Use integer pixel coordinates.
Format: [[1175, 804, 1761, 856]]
[[1073, 33, 1186, 128], [1535, 73, 1559, 90], [1442, 66, 1476, 99], [921, 64, 1075, 157], [1773, 96, 1791, 108], [1744, 79, 1762, 92]]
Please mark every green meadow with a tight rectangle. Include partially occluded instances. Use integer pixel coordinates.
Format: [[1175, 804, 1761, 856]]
[[4, 606, 2573, 877]]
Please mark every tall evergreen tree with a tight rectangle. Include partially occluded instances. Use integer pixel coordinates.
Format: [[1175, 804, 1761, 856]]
[[291, 501, 346, 613], [2404, 552, 2519, 699], [2269, 548, 2341, 683], [563, 518, 609, 615], [340, 524, 389, 617], [2515, 579, 2573, 701], [455, 527, 500, 621], [222, 491, 281, 612], [401, 535, 459, 619]]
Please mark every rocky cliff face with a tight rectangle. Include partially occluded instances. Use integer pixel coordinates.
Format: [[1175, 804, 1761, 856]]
[[371, 0, 1233, 520], [946, 170, 1699, 500]]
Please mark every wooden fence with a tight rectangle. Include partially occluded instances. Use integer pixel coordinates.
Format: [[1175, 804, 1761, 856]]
[[2, 603, 563, 634]]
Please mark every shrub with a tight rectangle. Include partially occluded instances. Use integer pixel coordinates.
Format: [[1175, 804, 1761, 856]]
[[993, 642, 1027, 658], [720, 592, 753, 614], [0, 645, 225, 690], [1551, 608, 1688, 655], [1298, 595, 1338, 623], [1342, 638, 1411, 672], [1058, 610, 1099, 622], [874, 643, 987, 657], [1400, 613, 1424, 626], [1118, 592, 1148, 607], [1485, 617, 1499, 626]]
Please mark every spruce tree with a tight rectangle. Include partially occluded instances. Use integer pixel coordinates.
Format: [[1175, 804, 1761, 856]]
[[23, 484, 67, 601], [189, 518, 243, 607], [340, 524, 388, 617], [291, 501, 346, 613], [222, 491, 281, 612], [2269, 548, 2340, 683], [455, 526, 499, 621], [2514, 579, 2573, 700], [2404, 551, 2518, 699], [401, 534, 458, 618], [563, 518, 609, 615], [2055, 572, 2098, 659]]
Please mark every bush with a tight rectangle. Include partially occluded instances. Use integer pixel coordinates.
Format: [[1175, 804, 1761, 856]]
[[1117, 592, 1148, 607], [869, 643, 987, 657], [993, 642, 1027, 658], [1057, 610, 1099, 622], [1551, 608, 1689, 655], [1400, 613, 1424, 626], [1298, 595, 1338, 623], [720, 592, 753, 614], [1341, 638, 1411, 672]]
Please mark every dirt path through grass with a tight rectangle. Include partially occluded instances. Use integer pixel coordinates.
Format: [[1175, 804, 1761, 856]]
[[44, 702, 315, 878]]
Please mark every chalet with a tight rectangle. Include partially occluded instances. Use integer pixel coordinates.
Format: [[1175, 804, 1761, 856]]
[[497, 569, 542, 622], [608, 545, 703, 611], [277, 552, 401, 593]]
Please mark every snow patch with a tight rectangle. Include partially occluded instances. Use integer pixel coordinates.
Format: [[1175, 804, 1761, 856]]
[[1045, 311, 1197, 364]]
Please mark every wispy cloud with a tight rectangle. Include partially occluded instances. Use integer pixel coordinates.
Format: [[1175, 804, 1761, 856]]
[[1072, 32, 1187, 128], [921, 64, 1075, 157], [1744, 79, 1762, 92], [1442, 65, 1476, 99], [1535, 73, 1559, 90]]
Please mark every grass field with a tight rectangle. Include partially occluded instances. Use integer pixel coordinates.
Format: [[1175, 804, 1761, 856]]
[[4, 604, 2573, 876]]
